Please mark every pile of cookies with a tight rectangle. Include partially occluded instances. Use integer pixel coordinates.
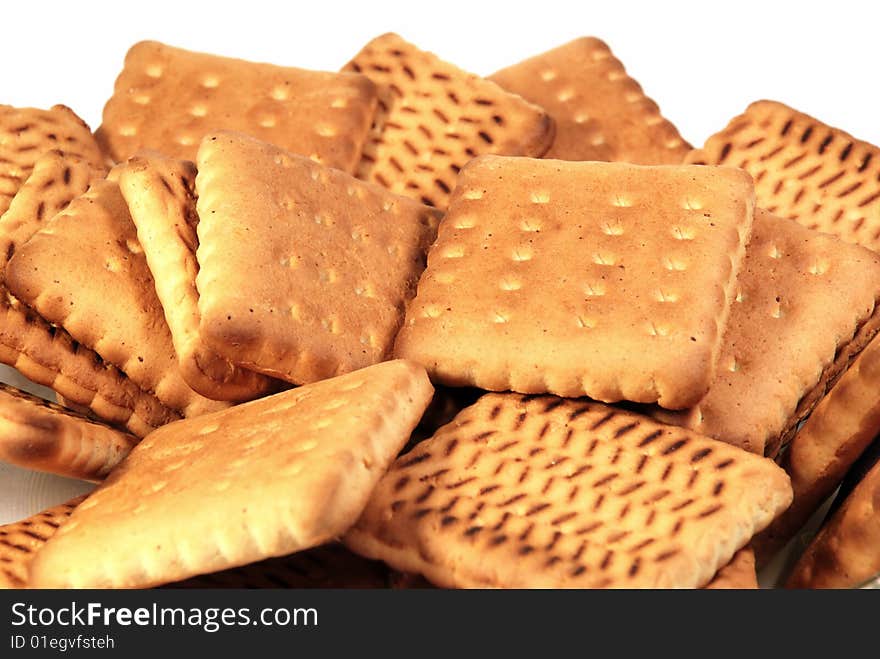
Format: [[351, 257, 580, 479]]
[[1, 34, 879, 589]]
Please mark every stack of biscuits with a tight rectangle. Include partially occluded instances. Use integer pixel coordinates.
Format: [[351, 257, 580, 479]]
[[1, 34, 879, 589]]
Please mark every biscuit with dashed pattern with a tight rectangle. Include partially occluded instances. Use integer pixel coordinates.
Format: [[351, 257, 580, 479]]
[[0, 496, 83, 589], [653, 210, 880, 455], [119, 152, 276, 401], [344, 33, 554, 210], [0, 105, 104, 216], [0, 151, 175, 436], [489, 37, 690, 164], [195, 131, 440, 385], [5, 178, 227, 418], [344, 394, 791, 588], [97, 41, 377, 171], [395, 155, 755, 409], [686, 100, 880, 251], [0, 383, 136, 481], [29, 360, 433, 588]]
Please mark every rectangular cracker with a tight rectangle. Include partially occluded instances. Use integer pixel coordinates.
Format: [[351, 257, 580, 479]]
[[97, 40, 378, 172], [686, 100, 880, 251], [118, 152, 276, 401], [0, 495, 84, 588], [786, 457, 880, 588], [0, 383, 136, 481], [0, 151, 176, 436], [343, 33, 555, 209], [0, 104, 105, 216], [344, 393, 792, 588], [5, 177, 228, 418], [195, 131, 440, 385], [489, 37, 690, 164], [29, 360, 433, 588], [653, 210, 880, 455], [755, 335, 880, 561], [394, 155, 755, 409]]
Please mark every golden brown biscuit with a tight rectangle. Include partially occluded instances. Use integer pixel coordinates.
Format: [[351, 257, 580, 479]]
[[29, 360, 433, 588], [195, 131, 440, 385], [5, 178, 227, 418], [0, 496, 84, 589], [169, 544, 390, 588], [687, 100, 880, 251], [118, 152, 276, 401], [786, 458, 880, 588], [0, 383, 136, 481], [755, 336, 880, 561], [395, 155, 755, 409], [344, 33, 554, 209], [345, 393, 792, 588], [97, 41, 378, 171], [653, 211, 880, 455], [0, 151, 176, 436], [0, 104, 104, 216], [489, 37, 690, 163], [703, 548, 758, 589]]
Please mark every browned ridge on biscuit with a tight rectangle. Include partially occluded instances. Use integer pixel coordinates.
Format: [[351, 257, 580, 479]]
[[0, 383, 137, 481]]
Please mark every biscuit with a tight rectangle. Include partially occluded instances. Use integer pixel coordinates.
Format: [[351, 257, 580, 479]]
[[687, 100, 880, 251], [344, 33, 554, 209], [195, 131, 440, 385], [755, 335, 880, 561], [5, 178, 227, 418], [703, 548, 758, 589], [344, 393, 792, 588], [97, 41, 378, 171], [786, 458, 880, 588], [0, 383, 136, 481], [0, 496, 84, 588], [394, 156, 755, 409], [29, 360, 433, 588], [489, 37, 690, 163], [169, 544, 390, 588], [653, 210, 880, 455], [0, 104, 104, 216], [0, 151, 176, 436], [118, 152, 276, 401]]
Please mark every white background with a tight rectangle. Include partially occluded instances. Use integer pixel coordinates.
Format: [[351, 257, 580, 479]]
[[0, 0, 877, 582]]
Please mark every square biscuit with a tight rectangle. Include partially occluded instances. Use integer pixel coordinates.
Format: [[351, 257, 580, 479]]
[[654, 210, 880, 455], [395, 156, 755, 409], [97, 40, 378, 171], [344, 33, 554, 209], [345, 394, 791, 588], [29, 360, 433, 588], [687, 100, 880, 251], [490, 37, 690, 164], [195, 131, 440, 385]]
